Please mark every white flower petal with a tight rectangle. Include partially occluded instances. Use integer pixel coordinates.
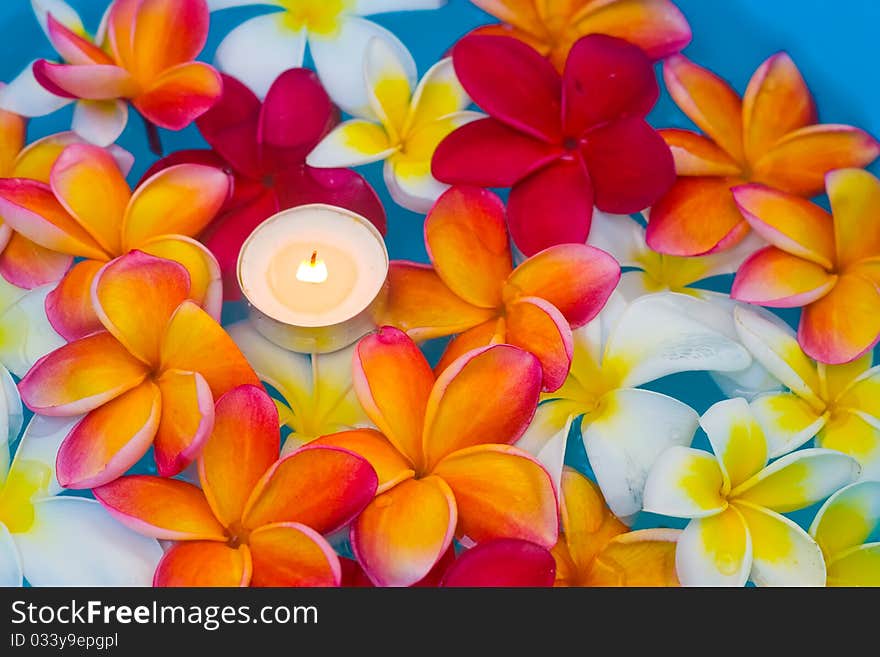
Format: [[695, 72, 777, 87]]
[[615, 271, 663, 301], [11, 414, 81, 496], [405, 57, 471, 131], [642, 445, 727, 519], [710, 359, 782, 401], [17, 497, 163, 587], [0, 283, 65, 379], [71, 99, 128, 146], [310, 16, 416, 118], [700, 398, 768, 489], [214, 12, 306, 99], [515, 400, 579, 494], [602, 292, 752, 388], [810, 480, 880, 559], [750, 391, 826, 458], [0, 524, 23, 587], [0, 63, 72, 117], [587, 211, 647, 268], [734, 502, 826, 587], [31, 0, 83, 37], [307, 119, 396, 168], [583, 388, 698, 519], [0, 367, 22, 448], [354, 0, 446, 15], [675, 507, 751, 587]]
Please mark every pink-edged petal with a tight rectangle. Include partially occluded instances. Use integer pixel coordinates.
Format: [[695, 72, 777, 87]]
[[249, 522, 341, 587], [731, 184, 835, 268], [563, 34, 658, 135], [129, 0, 210, 80], [44, 13, 114, 65], [442, 538, 555, 587], [44, 259, 104, 341], [133, 62, 222, 131], [451, 34, 562, 142], [56, 379, 161, 488], [32, 60, 136, 100], [153, 369, 214, 477], [508, 157, 594, 256], [422, 344, 542, 470], [505, 243, 620, 327], [504, 296, 573, 392], [199, 384, 280, 527], [0, 233, 71, 289], [351, 475, 456, 587], [661, 128, 743, 176], [432, 117, 565, 187], [826, 168, 880, 268], [580, 117, 675, 213], [18, 331, 150, 416], [799, 274, 880, 365], [311, 429, 415, 494], [424, 186, 511, 308], [154, 542, 251, 587], [94, 475, 227, 541], [731, 247, 836, 308]]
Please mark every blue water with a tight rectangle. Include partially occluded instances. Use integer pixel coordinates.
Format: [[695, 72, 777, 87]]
[[2, 0, 878, 562]]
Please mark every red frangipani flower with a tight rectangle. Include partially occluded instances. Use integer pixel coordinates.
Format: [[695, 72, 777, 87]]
[[432, 34, 675, 256], [147, 69, 386, 299]]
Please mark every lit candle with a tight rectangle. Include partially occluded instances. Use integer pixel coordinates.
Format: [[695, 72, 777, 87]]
[[237, 204, 389, 353]]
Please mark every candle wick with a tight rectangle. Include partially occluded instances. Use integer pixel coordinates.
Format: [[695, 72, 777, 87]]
[[310, 250, 317, 267]]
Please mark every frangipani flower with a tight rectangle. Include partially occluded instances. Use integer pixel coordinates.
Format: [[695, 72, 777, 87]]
[[207, 0, 443, 115], [734, 306, 880, 480], [809, 481, 880, 586], [18, 252, 259, 488], [552, 468, 679, 586], [148, 69, 384, 299], [95, 385, 378, 587], [731, 169, 880, 364], [0, 143, 229, 340], [1, 404, 163, 587], [520, 292, 751, 519], [588, 210, 762, 302], [440, 539, 556, 587], [643, 398, 860, 586], [646, 54, 880, 256], [468, 0, 691, 71], [311, 327, 558, 587], [432, 34, 675, 256], [26, 0, 221, 140], [307, 40, 479, 212], [380, 186, 620, 391], [228, 320, 371, 454]]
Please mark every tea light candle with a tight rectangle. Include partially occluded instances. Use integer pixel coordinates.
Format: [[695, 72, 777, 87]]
[[237, 204, 389, 353]]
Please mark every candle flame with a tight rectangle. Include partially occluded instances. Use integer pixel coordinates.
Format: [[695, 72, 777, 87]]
[[296, 250, 328, 284]]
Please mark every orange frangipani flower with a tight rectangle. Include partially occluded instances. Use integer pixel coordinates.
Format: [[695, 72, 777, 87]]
[[646, 53, 880, 257], [469, 0, 691, 71]]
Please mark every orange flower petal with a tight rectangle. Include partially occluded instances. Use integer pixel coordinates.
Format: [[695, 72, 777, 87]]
[[199, 385, 279, 528], [93, 251, 191, 366], [56, 380, 161, 488], [470, 0, 547, 37], [122, 164, 230, 249], [242, 445, 377, 534], [352, 327, 434, 466], [44, 259, 104, 341], [154, 542, 251, 588], [742, 53, 815, 163], [422, 344, 542, 470], [0, 106, 25, 172], [139, 236, 222, 321], [154, 369, 214, 478], [0, 232, 71, 289], [133, 62, 222, 131], [754, 124, 880, 197], [311, 429, 415, 494], [18, 331, 150, 416], [646, 176, 750, 256], [0, 179, 109, 259], [425, 186, 511, 308], [433, 444, 558, 547], [732, 184, 835, 268], [799, 274, 880, 365], [663, 55, 745, 164], [351, 475, 457, 587], [826, 168, 880, 267], [505, 296, 573, 392], [45, 14, 114, 66], [129, 0, 210, 81], [94, 475, 227, 541], [434, 318, 504, 376], [249, 522, 341, 587], [732, 247, 836, 308], [107, 0, 139, 70], [586, 528, 681, 586], [468, 23, 550, 56], [661, 128, 742, 177], [49, 143, 130, 255], [504, 243, 620, 327], [379, 262, 496, 341], [159, 300, 259, 397]]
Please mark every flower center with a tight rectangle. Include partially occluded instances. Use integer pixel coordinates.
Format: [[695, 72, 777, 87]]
[[279, 0, 351, 37], [563, 136, 580, 152], [0, 460, 52, 534], [225, 522, 252, 549]]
